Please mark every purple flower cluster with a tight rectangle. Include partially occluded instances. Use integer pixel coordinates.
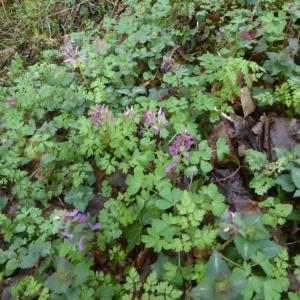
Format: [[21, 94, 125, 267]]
[[60, 210, 100, 252], [144, 108, 168, 134], [161, 57, 174, 73], [241, 30, 253, 41], [169, 134, 194, 156], [165, 134, 194, 174], [60, 40, 87, 67], [89, 105, 114, 128]]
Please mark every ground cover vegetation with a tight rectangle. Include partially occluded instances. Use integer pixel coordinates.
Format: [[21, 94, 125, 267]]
[[0, 0, 300, 299]]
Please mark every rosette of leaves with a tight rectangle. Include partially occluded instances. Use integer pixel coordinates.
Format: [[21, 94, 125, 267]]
[[191, 251, 247, 300]]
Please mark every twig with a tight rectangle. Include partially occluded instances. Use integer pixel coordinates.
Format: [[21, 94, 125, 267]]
[[216, 166, 241, 182], [1, 0, 7, 17], [46, 0, 88, 18], [110, 0, 119, 17]]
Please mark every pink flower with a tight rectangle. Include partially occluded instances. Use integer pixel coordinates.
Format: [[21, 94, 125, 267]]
[[78, 236, 86, 251], [165, 160, 180, 173], [89, 105, 114, 128], [169, 134, 194, 156], [144, 108, 168, 134], [123, 106, 135, 118], [89, 223, 101, 231], [60, 229, 73, 242], [60, 40, 87, 67], [161, 58, 173, 73], [241, 31, 253, 41]]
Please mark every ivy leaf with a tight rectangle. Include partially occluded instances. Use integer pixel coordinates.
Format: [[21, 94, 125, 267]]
[[234, 235, 260, 260], [206, 251, 230, 278]]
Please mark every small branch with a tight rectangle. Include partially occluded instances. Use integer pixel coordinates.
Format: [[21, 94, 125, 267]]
[[216, 166, 241, 182]]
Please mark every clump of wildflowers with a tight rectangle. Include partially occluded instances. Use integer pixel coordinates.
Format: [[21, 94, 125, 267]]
[[60, 40, 87, 67], [161, 56, 174, 73], [165, 134, 194, 174], [60, 210, 100, 252], [169, 134, 194, 156], [89, 105, 114, 128], [144, 107, 168, 134]]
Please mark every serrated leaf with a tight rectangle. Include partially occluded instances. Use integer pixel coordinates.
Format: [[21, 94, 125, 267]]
[[124, 221, 143, 252], [263, 279, 284, 300], [126, 174, 142, 196]]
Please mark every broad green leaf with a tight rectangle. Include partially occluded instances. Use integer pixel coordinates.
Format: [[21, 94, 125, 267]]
[[190, 277, 214, 300], [291, 168, 300, 189], [200, 160, 213, 173], [73, 262, 90, 285], [41, 153, 56, 166], [234, 235, 260, 260], [45, 272, 72, 294], [206, 251, 230, 278], [276, 174, 295, 192], [124, 221, 143, 252], [126, 174, 142, 196]]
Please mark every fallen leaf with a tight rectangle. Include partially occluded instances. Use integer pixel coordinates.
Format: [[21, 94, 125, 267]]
[[240, 86, 256, 117]]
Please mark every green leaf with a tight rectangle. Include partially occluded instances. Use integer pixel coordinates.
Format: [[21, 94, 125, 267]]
[[206, 251, 230, 278], [0, 195, 8, 211], [294, 189, 300, 197], [291, 168, 300, 189], [200, 160, 213, 173], [98, 285, 114, 300], [234, 235, 260, 260], [64, 185, 94, 212], [45, 272, 71, 294], [73, 262, 90, 286], [126, 174, 142, 196], [190, 277, 214, 300], [41, 153, 56, 166], [289, 292, 300, 300], [263, 279, 284, 300], [256, 240, 281, 259], [276, 174, 295, 192], [124, 221, 143, 252], [216, 138, 229, 161]]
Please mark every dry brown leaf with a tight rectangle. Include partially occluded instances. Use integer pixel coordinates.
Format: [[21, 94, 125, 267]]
[[241, 86, 256, 117]]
